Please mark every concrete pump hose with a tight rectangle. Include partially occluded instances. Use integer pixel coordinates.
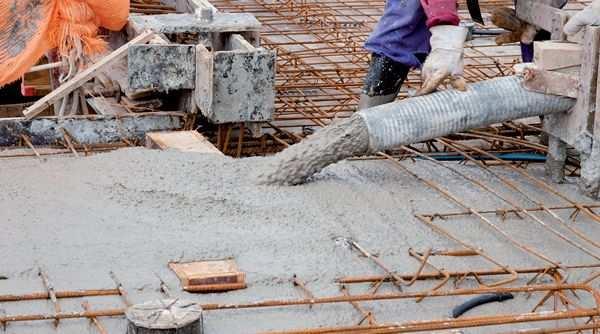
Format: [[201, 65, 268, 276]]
[[259, 76, 575, 185], [358, 76, 575, 152]]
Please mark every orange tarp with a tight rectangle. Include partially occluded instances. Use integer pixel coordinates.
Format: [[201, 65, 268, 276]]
[[0, 0, 129, 87]]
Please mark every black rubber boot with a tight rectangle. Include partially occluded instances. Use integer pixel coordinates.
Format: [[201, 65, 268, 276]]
[[359, 53, 414, 110]]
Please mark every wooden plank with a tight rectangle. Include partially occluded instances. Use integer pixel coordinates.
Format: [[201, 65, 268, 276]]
[[195, 44, 213, 117], [0, 102, 35, 118], [22, 68, 52, 97], [169, 259, 246, 292], [534, 41, 582, 71], [581, 30, 600, 197], [121, 97, 163, 110], [145, 130, 223, 154], [86, 97, 131, 116], [22, 31, 155, 120], [26, 61, 63, 74], [544, 26, 600, 153], [516, 0, 566, 39], [523, 68, 580, 98]]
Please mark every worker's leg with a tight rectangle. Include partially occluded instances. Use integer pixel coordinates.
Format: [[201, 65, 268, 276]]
[[360, 0, 430, 110], [359, 54, 411, 109], [520, 30, 551, 62], [359, 53, 426, 109]]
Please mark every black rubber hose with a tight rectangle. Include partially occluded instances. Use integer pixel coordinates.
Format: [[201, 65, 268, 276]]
[[451, 293, 514, 318], [472, 28, 506, 35]]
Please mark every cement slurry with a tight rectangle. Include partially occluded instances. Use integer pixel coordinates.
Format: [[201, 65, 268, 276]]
[[259, 114, 370, 185], [1, 148, 599, 333]]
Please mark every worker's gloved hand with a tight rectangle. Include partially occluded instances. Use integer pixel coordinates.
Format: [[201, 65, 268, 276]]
[[564, 0, 600, 35], [491, 7, 538, 45], [417, 25, 468, 96]]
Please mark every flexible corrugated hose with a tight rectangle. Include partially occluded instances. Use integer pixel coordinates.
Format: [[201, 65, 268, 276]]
[[260, 76, 576, 185], [358, 75, 575, 153]]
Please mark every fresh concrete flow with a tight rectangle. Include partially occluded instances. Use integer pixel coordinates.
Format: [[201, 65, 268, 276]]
[[263, 77, 575, 185], [259, 115, 369, 185], [1, 148, 599, 333]]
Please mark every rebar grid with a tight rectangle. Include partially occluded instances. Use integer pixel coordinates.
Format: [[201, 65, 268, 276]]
[[206, 0, 525, 153], [201, 2, 600, 325], [207, 0, 595, 157], [244, 147, 600, 332], [370, 137, 600, 271], [250, 6, 510, 115], [4, 241, 600, 333], [6, 2, 600, 333], [0, 270, 129, 333]]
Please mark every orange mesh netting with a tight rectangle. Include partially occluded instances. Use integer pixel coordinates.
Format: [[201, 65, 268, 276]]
[[0, 0, 129, 87]]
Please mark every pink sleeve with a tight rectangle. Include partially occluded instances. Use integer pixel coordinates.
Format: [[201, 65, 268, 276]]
[[420, 0, 460, 27]]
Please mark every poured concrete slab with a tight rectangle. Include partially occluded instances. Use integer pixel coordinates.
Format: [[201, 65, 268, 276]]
[[0, 149, 598, 333]]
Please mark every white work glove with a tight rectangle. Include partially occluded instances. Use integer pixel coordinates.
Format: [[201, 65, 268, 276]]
[[417, 25, 468, 96], [564, 0, 600, 36]]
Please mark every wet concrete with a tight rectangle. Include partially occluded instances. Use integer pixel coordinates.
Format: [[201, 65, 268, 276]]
[[259, 115, 370, 185], [0, 148, 599, 333]]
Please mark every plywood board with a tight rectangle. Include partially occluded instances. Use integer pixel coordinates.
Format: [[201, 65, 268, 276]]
[[544, 26, 600, 153], [534, 41, 582, 71], [523, 68, 580, 98], [87, 97, 131, 116], [145, 130, 223, 154], [169, 259, 246, 292]]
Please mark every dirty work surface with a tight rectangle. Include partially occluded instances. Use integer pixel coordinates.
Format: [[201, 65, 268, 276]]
[[1, 148, 599, 333]]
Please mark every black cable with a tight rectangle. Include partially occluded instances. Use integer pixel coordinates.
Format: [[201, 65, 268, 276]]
[[451, 293, 514, 318]]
